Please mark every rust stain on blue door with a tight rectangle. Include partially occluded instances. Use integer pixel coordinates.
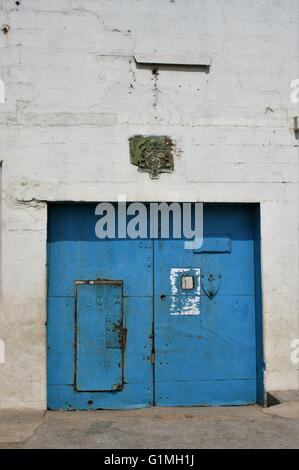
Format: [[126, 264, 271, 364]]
[[47, 203, 263, 409]]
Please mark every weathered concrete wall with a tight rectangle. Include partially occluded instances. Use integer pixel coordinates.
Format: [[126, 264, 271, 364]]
[[0, 0, 298, 408]]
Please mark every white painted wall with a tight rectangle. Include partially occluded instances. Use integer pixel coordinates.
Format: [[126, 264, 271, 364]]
[[0, 0, 298, 408]]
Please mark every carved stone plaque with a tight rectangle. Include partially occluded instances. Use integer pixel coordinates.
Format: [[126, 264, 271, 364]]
[[129, 135, 174, 179]]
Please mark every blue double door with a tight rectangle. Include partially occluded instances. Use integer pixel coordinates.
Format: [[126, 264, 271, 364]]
[[47, 203, 262, 409]]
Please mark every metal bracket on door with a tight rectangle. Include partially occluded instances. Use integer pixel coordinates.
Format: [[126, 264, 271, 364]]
[[200, 274, 222, 299]]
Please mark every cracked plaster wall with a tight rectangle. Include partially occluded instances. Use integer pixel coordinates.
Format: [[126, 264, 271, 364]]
[[0, 0, 298, 408]]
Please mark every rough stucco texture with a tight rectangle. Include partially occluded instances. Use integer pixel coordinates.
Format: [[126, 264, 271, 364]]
[[0, 0, 298, 408]]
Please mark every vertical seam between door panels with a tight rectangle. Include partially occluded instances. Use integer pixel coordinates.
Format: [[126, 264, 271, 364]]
[[152, 239, 156, 405]]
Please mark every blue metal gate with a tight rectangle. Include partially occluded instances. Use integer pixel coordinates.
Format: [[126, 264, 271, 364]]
[[47, 203, 263, 409]]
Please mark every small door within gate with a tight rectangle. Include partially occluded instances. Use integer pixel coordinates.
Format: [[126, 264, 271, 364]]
[[75, 280, 126, 392], [47, 203, 262, 409]]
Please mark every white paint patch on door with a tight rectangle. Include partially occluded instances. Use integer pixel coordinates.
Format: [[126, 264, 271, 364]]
[[170, 268, 201, 316]]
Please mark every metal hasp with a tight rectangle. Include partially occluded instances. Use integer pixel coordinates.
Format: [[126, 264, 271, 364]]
[[129, 135, 174, 179]]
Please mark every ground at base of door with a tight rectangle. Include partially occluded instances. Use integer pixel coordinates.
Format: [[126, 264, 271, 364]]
[[0, 403, 298, 449]]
